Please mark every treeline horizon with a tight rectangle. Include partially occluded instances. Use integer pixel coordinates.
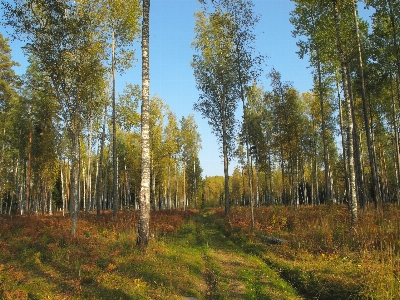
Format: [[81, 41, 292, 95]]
[[1, 0, 400, 237]]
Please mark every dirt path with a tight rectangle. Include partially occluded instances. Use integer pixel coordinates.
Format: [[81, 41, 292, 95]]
[[194, 210, 302, 300]]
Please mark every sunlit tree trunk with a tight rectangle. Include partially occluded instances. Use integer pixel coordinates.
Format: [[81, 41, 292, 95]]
[[137, 0, 151, 247], [221, 90, 230, 215], [316, 49, 332, 201], [86, 117, 93, 213], [167, 164, 171, 209], [111, 31, 118, 217], [61, 162, 65, 216], [390, 71, 400, 203], [96, 97, 108, 218], [70, 122, 81, 235], [183, 162, 186, 210], [333, 0, 357, 228], [337, 77, 350, 204], [352, 0, 381, 208], [26, 109, 32, 213]]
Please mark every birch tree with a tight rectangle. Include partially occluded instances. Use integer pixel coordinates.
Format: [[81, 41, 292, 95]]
[[192, 9, 239, 215], [137, 0, 151, 247], [3, 0, 106, 234]]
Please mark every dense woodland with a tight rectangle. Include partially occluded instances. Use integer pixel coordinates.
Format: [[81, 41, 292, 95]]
[[1, 0, 400, 235]]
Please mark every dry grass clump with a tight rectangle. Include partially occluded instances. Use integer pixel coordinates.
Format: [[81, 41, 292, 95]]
[[227, 204, 400, 299]]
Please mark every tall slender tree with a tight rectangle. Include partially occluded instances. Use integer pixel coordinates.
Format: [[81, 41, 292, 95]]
[[0, 33, 21, 214], [137, 0, 151, 247], [192, 8, 239, 215], [180, 115, 202, 210], [3, 0, 106, 234]]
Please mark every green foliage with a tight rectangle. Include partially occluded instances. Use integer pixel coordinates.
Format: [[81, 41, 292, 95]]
[[192, 8, 239, 155], [116, 84, 140, 132]]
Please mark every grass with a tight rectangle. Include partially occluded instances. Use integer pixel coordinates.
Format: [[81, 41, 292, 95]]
[[0, 204, 398, 299], [0, 209, 299, 299], [225, 204, 400, 299]]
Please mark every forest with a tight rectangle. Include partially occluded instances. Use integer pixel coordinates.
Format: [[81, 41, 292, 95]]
[[1, 0, 400, 228], [1, 0, 400, 298]]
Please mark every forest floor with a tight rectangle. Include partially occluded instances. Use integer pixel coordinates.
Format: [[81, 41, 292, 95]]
[[0, 205, 399, 299]]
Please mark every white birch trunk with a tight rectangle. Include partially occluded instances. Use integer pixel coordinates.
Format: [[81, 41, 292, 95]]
[[137, 0, 151, 247]]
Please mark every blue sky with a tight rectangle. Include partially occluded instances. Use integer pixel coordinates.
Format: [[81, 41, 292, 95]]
[[142, 0, 314, 176], [2, 0, 317, 177]]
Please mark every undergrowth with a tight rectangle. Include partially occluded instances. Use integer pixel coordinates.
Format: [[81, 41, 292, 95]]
[[0, 210, 203, 299], [1, 204, 398, 299], [225, 204, 400, 299]]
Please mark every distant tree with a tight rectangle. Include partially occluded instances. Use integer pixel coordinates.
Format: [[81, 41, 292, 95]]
[[0, 32, 21, 214], [180, 115, 202, 209], [88, 0, 141, 216], [163, 111, 180, 209], [202, 176, 224, 207], [192, 8, 239, 215], [149, 96, 166, 210], [230, 166, 243, 206], [22, 57, 61, 215], [116, 83, 141, 210], [290, 0, 336, 203], [208, 0, 264, 225], [367, 0, 400, 204], [3, 0, 106, 234]]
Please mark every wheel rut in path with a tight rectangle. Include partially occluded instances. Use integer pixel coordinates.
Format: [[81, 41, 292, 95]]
[[193, 210, 302, 300]]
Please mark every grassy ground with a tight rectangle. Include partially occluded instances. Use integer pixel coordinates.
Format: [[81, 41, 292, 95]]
[[1, 205, 399, 299], [0, 209, 300, 299], [225, 204, 400, 299]]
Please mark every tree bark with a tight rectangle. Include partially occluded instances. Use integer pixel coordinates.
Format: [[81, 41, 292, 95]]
[[316, 49, 332, 201], [137, 0, 151, 247], [96, 100, 108, 219], [236, 42, 254, 228], [183, 162, 186, 210], [221, 91, 230, 215], [352, 0, 381, 208], [333, 0, 357, 228], [70, 126, 80, 235], [26, 109, 33, 213], [389, 71, 400, 203], [112, 31, 118, 217], [337, 77, 350, 204], [86, 117, 93, 213]]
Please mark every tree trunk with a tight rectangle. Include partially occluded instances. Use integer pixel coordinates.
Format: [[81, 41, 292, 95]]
[[175, 160, 178, 209], [346, 65, 365, 208], [96, 99, 108, 218], [352, 0, 381, 208], [60, 163, 65, 216], [151, 159, 156, 210], [316, 49, 332, 201], [333, 0, 357, 228], [137, 0, 151, 247], [70, 127, 80, 235], [236, 45, 254, 226], [112, 31, 118, 217], [167, 163, 171, 209], [183, 162, 186, 210], [26, 112, 32, 213], [221, 92, 230, 215], [390, 71, 400, 204], [86, 117, 93, 213], [337, 77, 350, 205]]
